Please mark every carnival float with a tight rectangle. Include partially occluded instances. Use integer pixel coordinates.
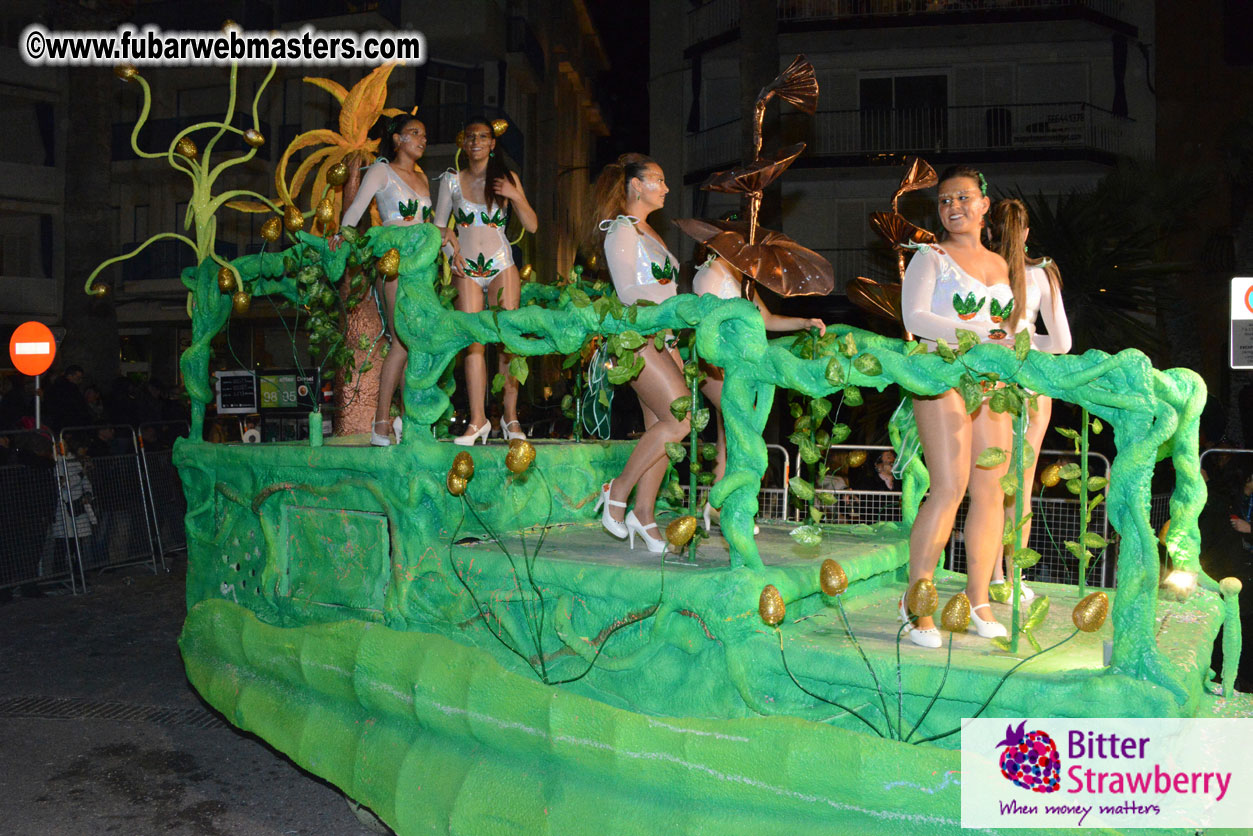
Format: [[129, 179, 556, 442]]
[[87, 52, 1235, 836]]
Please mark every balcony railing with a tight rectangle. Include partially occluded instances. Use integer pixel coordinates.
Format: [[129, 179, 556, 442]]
[[687, 102, 1132, 170], [688, 0, 1128, 45]]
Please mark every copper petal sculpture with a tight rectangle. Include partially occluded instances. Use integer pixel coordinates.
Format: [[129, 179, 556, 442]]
[[700, 143, 806, 196], [869, 211, 937, 250], [675, 218, 834, 297], [847, 276, 903, 324], [891, 156, 938, 214]]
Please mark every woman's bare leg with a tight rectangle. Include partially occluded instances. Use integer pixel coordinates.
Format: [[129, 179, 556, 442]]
[[700, 371, 726, 483], [997, 395, 1052, 582], [374, 278, 407, 428], [489, 267, 522, 427], [966, 400, 1014, 624], [606, 344, 689, 527], [909, 389, 972, 631], [454, 274, 488, 431]]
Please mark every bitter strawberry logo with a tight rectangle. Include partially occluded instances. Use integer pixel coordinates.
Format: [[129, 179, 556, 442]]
[[997, 720, 1061, 793]]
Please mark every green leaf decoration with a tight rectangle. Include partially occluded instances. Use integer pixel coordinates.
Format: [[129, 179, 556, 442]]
[[906, 340, 928, 356], [790, 524, 823, 546], [465, 253, 496, 278], [955, 329, 980, 353], [653, 332, 666, 351], [339, 226, 359, 243], [1087, 476, 1108, 492], [598, 389, 611, 408], [1014, 328, 1032, 361], [1091, 417, 1103, 434], [1013, 547, 1042, 569], [1024, 629, 1043, 654], [789, 402, 803, 418], [664, 442, 687, 463], [480, 208, 507, 227], [1025, 596, 1051, 630], [960, 376, 984, 414], [853, 353, 883, 376], [701, 442, 717, 461], [811, 397, 832, 424], [799, 437, 821, 465], [843, 387, 863, 407], [1082, 531, 1108, 549], [698, 471, 714, 486], [606, 364, 636, 385], [809, 504, 823, 523], [568, 286, 592, 307], [825, 356, 846, 385], [793, 414, 813, 433], [936, 339, 957, 363], [1065, 478, 1083, 495], [491, 372, 506, 395], [977, 446, 1008, 468], [454, 207, 476, 226], [1063, 541, 1086, 560], [662, 478, 684, 503], [989, 579, 1012, 603], [999, 474, 1018, 497], [692, 408, 710, 433], [592, 296, 610, 321], [666, 398, 696, 421], [1057, 463, 1083, 480], [990, 297, 1014, 323], [790, 476, 815, 501], [830, 423, 850, 444], [509, 356, 529, 385], [618, 330, 645, 351], [1055, 427, 1080, 441], [988, 388, 1009, 414], [840, 332, 859, 358], [650, 259, 676, 281], [1088, 493, 1105, 512], [990, 636, 1012, 652], [398, 198, 420, 220]]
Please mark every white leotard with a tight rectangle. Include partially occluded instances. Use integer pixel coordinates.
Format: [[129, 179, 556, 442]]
[[1023, 262, 1072, 354], [340, 160, 432, 228], [901, 243, 1017, 344], [434, 169, 515, 289], [600, 215, 679, 306], [693, 255, 741, 300]]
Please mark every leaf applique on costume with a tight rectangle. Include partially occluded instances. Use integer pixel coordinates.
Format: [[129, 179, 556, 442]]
[[651, 259, 675, 284], [398, 198, 420, 222], [465, 253, 497, 278], [990, 297, 1014, 323], [480, 208, 507, 228], [454, 207, 477, 227], [952, 291, 985, 320], [422, 205, 435, 223]]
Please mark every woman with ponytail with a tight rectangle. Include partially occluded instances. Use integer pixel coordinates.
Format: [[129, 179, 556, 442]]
[[988, 197, 1072, 600], [897, 165, 1026, 648], [433, 118, 538, 446], [588, 154, 689, 554], [332, 116, 454, 446]]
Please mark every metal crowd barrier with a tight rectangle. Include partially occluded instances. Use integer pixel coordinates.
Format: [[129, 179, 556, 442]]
[[59, 424, 163, 583], [0, 429, 77, 594], [679, 443, 792, 522], [138, 421, 190, 558]]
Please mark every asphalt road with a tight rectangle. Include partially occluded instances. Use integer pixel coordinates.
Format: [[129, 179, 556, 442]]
[[0, 560, 383, 835]]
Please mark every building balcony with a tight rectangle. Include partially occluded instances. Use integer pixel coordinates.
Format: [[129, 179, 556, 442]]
[[686, 102, 1135, 178], [688, 0, 1134, 51]]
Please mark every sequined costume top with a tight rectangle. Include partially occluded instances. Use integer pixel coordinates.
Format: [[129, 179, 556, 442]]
[[1023, 262, 1072, 354], [600, 215, 679, 306], [902, 243, 1017, 344], [340, 160, 432, 228], [692, 255, 741, 300]]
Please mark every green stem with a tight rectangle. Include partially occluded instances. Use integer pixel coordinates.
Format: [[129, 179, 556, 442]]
[[1079, 409, 1091, 595], [688, 338, 700, 562], [833, 597, 894, 734], [776, 630, 885, 738], [1010, 402, 1027, 653], [905, 633, 954, 743]]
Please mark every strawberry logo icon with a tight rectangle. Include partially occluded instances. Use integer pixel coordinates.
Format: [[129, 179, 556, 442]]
[[996, 721, 1061, 793]]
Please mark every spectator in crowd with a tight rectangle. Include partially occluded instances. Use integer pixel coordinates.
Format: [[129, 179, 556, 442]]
[[44, 365, 91, 432], [83, 385, 107, 424]]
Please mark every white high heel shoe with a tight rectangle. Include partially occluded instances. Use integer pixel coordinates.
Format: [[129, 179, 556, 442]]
[[899, 594, 942, 649], [370, 420, 392, 447], [501, 419, 526, 441], [393, 416, 403, 444], [992, 578, 1036, 604], [969, 603, 1009, 639], [625, 511, 666, 554], [454, 421, 490, 446], [594, 481, 627, 539]]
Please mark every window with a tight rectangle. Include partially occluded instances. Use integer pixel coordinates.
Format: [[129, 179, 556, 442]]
[[859, 74, 948, 153]]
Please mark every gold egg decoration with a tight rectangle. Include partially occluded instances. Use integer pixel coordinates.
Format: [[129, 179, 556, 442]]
[[819, 559, 848, 596], [758, 585, 785, 627], [114, 63, 138, 82], [666, 516, 697, 549], [1158, 519, 1171, 545], [1221, 577, 1243, 597], [231, 291, 251, 315], [519, 264, 534, 281], [377, 248, 400, 279], [455, 129, 465, 147], [446, 470, 467, 497], [505, 439, 536, 474], [260, 216, 281, 243], [1071, 591, 1109, 633], [491, 118, 509, 137], [451, 451, 475, 481], [1040, 463, 1061, 488], [221, 19, 239, 31], [586, 253, 600, 271], [940, 592, 972, 632], [89, 282, 111, 298], [847, 450, 867, 468], [315, 197, 334, 226], [283, 205, 305, 232], [243, 128, 265, 148], [176, 137, 198, 161], [326, 162, 349, 187], [217, 266, 237, 294], [906, 577, 939, 618]]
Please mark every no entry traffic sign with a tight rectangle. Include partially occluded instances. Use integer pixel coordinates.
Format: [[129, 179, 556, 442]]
[[9, 321, 56, 376]]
